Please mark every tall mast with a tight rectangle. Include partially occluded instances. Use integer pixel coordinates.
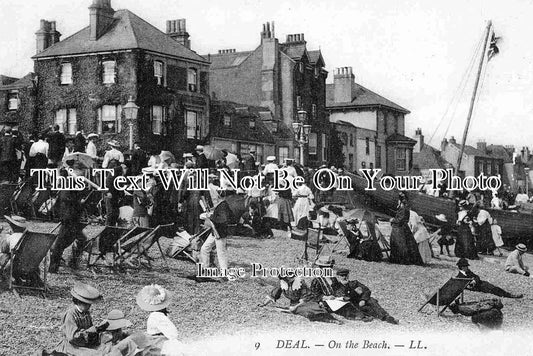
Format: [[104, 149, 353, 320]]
[[456, 20, 493, 175]]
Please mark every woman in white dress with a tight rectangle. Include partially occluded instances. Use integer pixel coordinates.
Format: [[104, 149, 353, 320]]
[[408, 210, 432, 263], [292, 181, 315, 226]]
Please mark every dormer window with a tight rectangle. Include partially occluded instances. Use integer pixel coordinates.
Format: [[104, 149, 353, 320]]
[[154, 61, 164, 85], [7, 91, 19, 110], [249, 117, 256, 129], [298, 62, 304, 73], [314, 67, 320, 78], [223, 114, 231, 127], [296, 96, 301, 109], [102, 61, 116, 84], [188, 68, 197, 92], [60, 63, 72, 84], [311, 104, 316, 118]]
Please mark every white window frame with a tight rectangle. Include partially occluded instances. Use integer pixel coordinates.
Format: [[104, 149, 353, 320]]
[[188, 68, 198, 92], [186, 110, 199, 139], [322, 133, 327, 161], [249, 117, 256, 129], [396, 148, 407, 171], [98, 105, 122, 134], [308, 132, 317, 155], [151, 106, 167, 135], [296, 95, 301, 109], [314, 67, 319, 78], [102, 60, 116, 84], [55, 108, 77, 135], [298, 62, 304, 73], [154, 61, 164, 86], [60, 63, 73, 84], [7, 91, 19, 110], [223, 114, 231, 127], [311, 104, 316, 118], [279, 146, 289, 164]]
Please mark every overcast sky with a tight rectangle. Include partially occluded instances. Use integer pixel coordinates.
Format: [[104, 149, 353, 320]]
[[1, 0, 532, 149]]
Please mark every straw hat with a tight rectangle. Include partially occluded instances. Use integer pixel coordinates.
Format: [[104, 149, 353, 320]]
[[195, 145, 204, 151], [87, 133, 99, 140], [70, 283, 102, 304], [266, 156, 276, 162], [435, 214, 448, 222], [183, 153, 193, 158], [4, 215, 27, 233], [516, 244, 527, 252], [315, 255, 335, 267], [105, 309, 132, 331], [458, 200, 469, 208], [108, 139, 120, 148], [136, 285, 173, 312]]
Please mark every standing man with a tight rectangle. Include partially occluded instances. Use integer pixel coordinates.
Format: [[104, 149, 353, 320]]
[[242, 149, 257, 175], [74, 131, 86, 153], [0, 127, 17, 183], [130, 142, 147, 176], [49, 170, 87, 272], [47, 124, 66, 167], [102, 140, 124, 169], [195, 145, 209, 169]]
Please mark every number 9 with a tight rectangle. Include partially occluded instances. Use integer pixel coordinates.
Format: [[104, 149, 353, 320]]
[[255, 342, 260, 350]]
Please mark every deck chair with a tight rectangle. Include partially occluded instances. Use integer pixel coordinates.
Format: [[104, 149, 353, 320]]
[[10, 180, 33, 217], [83, 226, 133, 268], [418, 277, 473, 316], [302, 226, 326, 263], [117, 224, 175, 269], [332, 220, 351, 253], [8, 229, 58, 294], [169, 227, 212, 263]]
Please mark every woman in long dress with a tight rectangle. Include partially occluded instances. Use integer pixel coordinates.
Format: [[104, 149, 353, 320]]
[[473, 206, 496, 255], [292, 180, 315, 226], [408, 211, 432, 264], [389, 192, 424, 265], [454, 200, 479, 259]]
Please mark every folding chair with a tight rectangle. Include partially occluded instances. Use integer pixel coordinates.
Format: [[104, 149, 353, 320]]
[[8, 229, 59, 295], [83, 226, 134, 268], [10, 180, 33, 217], [418, 277, 473, 316], [332, 220, 351, 253], [116, 224, 175, 269], [169, 227, 212, 263], [302, 226, 326, 263]]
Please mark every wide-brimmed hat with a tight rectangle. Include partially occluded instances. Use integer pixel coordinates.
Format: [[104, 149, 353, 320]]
[[183, 153, 193, 158], [142, 167, 156, 176], [456, 258, 470, 267], [435, 214, 448, 222], [105, 309, 132, 331], [70, 283, 102, 304], [136, 284, 173, 312], [4, 215, 27, 233], [458, 200, 468, 208], [266, 156, 276, 162], [516, 244, 527, 252], [346, 218, 359, 225], [336, 268, 350, 277], [195, 145, 204, 151], [108, 140, 120, 148], [87, 133, 99, 140], [315, 255, 335, 267]]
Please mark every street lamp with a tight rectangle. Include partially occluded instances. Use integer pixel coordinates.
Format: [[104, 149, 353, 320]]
[[123, 96, 139, 150], [292, 110, 311, 166]]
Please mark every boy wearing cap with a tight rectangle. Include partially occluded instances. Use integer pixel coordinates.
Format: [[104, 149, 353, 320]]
[[505, 244, 530, 276], [456, 258, 523, 297], [332, 268, 399, 324]]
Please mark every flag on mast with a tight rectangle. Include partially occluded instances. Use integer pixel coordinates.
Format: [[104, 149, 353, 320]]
[[488, 32, 501, 61]]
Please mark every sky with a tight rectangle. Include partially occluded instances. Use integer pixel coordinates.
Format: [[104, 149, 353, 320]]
[[1, 0, 532, 149]]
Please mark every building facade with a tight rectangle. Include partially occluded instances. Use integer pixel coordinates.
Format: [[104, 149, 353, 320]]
[[0, 73, 37, 134], [326, 67, 413, 175], [31, 0, 210, 155], [206, 23, 329, 167]]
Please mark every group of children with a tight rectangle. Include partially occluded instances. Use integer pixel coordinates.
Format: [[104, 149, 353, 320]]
[[47, 282, 187, 356]]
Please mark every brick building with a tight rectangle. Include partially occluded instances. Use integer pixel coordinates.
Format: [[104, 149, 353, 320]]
[[205, 23, 329, 167], [326, 67, 414, 175], [31, 0, 210, 155], [0, 73, 37, 134]]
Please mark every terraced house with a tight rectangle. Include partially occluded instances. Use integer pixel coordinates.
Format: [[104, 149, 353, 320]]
[[32, 0, 210, 154]]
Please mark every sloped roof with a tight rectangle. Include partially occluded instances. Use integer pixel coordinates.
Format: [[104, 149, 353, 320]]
[[0, 75, 19, 86], [486, 144, 514, 163], [280, 43, 307, 60], [205, 51, 254, 69], [307, 50, 325, 66], [413, 143, 451, 170], [326, 82, 410, 114], [447, 142, 499, 159], [33, 10, 208, 63], [0, 73, 35, 90], [386, 133, 416, 144]]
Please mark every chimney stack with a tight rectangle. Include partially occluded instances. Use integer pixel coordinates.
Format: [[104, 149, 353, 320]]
[[449, 136, 456, 144], [477, 139, 487, 153], [260, 21, 275, 43], [166, 19, 191, 49], [441, 138, 448, 152], [89, 0, 115, 41], [285, 33, 306, 44], [414, 128, 424, 153], [35, 19, 61, 54], [333, 67, 355, 103]]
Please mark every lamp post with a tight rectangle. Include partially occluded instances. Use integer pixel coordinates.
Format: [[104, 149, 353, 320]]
[[292, 110, 311, 166], [525, 167, 530, 196], [123, 96, 139, 151]]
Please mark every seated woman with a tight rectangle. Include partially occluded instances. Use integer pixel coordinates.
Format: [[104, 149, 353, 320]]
[[260, 275, 337, 323]]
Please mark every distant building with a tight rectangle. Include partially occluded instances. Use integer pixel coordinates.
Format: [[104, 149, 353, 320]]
[[412, 128, 452, 179], [335, 120, 375, 173], [31, 0, 210, 155], [326, 67, 414, 176], [440, 137, 504, 178], [206, 23, 329, 167], [0, 73, 36, 134]]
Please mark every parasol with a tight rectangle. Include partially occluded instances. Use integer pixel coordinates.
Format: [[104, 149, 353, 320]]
[[63, 152, 95, 168], [159, 151, 176, 164], [203, 145, 225, 161]]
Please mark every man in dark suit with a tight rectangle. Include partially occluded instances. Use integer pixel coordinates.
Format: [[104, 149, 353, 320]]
[[241, 149, 258, 176], [456, 258, 523, 298], [332, 268, 399, 324], [130, 142, 147, 176], [47, 124, 66, 167], [0, 127, 17, 182], [195, 145, 209, 169]]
